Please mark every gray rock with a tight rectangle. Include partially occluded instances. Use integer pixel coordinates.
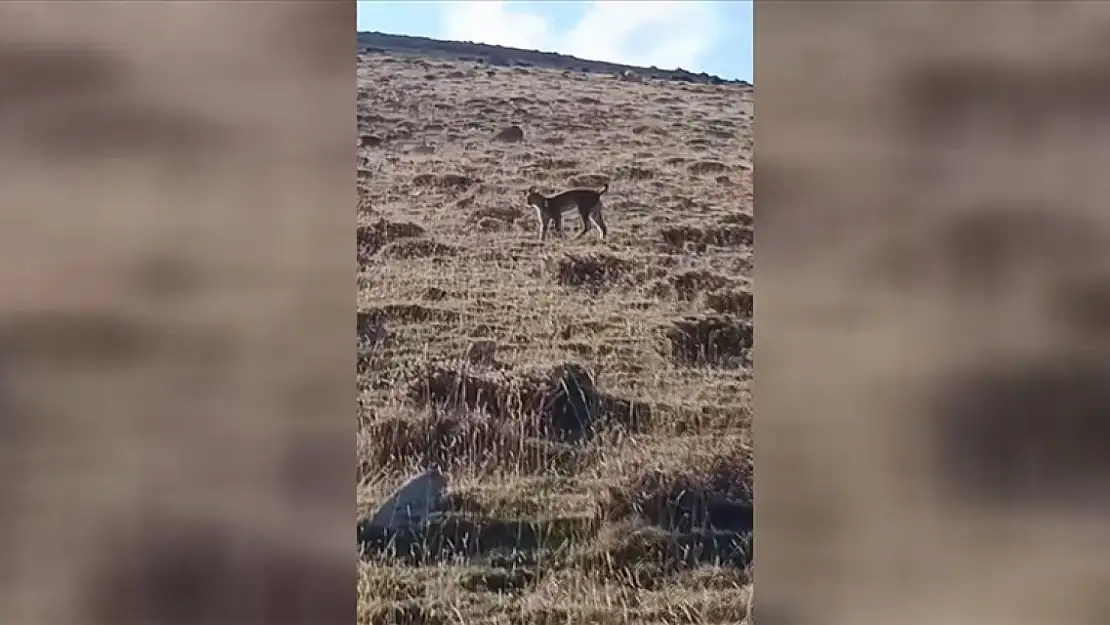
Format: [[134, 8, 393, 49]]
[[491, 125, 524, 143], [618, 69, 642, 83], [366, 469, 447, 530]]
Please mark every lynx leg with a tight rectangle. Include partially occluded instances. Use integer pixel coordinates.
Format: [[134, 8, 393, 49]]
[[591, 203, 609, 239], [537, 211, 549, 240], [575, 207, 592, 239], [552, 211, 565, 238]]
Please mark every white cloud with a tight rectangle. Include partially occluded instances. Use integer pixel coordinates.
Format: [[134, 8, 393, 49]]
[[440, 1, 555, 52], [563, 1, 718, 70], [439, 0, 719, 71]]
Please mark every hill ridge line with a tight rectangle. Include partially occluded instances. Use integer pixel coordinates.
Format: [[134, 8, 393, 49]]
[[358, 30, 751, 88]]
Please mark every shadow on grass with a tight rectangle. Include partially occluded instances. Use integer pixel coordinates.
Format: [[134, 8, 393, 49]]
[[406, 361, 653, 444], [358, 514, 597, 565]]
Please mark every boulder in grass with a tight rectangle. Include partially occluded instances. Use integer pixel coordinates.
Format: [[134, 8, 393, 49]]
[[366, 468, 447, 531], [492, 125, 524, 143]]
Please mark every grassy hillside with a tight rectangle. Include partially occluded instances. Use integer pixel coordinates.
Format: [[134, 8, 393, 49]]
[[357, 49, 754, 625]]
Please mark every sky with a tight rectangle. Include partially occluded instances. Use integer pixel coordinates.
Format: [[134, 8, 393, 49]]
[[356, 1, 752, 83]]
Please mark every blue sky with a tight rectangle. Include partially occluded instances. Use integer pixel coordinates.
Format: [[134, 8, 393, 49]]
[[357, 1, 752, 82]]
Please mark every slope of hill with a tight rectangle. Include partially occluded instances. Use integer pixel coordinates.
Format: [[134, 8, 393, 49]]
[[358, 30, 750, 86], [357, 45, 753, 625]]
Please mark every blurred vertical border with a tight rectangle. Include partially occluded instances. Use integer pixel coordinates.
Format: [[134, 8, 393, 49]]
[[757, 2, 1110, 624], [0, 2, 354, 622]]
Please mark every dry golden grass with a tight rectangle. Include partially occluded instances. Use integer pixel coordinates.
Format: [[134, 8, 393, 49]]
[[357, 52, 753, 625]]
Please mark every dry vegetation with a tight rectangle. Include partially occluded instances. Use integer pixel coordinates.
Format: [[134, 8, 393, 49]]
[[357, 51, 753, 625]]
